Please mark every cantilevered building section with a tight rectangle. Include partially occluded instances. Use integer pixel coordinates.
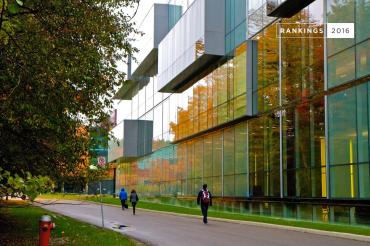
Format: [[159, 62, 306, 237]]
[[108, 120, 153, 162], [114, 4, 182, 100], [110, 3, 181, 163], [157, 0, 225, 93], [110, 0, 370, 227]]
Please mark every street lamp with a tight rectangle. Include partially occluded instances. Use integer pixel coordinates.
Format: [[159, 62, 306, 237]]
[[89, 165, 104, 228]]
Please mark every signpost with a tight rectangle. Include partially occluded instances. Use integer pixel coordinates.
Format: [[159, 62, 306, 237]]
[[89, 164, 104, 228]]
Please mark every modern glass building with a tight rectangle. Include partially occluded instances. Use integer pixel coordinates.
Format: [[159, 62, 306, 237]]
[[109, 0, 370, 226]]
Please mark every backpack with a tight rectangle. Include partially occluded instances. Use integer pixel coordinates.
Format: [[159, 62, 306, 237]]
[[201, 190, 210, 204], [131, 193, 137, 203]]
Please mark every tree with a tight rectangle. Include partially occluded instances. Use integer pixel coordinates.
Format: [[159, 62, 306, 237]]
[[0, 0, 138, 179]]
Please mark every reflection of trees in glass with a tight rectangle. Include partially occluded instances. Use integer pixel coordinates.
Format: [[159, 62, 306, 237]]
[[282, 9, 324, 105], [356, 0, 370, 42], [249, 1, 324, 112], [247, 4, 325, 198], [195, 39, 205, 59], [327, 0, 370, 87], [249, 114, 280, 197], [169, 43, 249, 141], [232, 44, 247, 117], [176, 144, 187, 180], [327, 85, 370, 199], [254, 23, 279, 113], [327, 0, 355, 55], [283, 99, 325, 197], [123, 0, 332, 199], [281, 7, 325, 198]]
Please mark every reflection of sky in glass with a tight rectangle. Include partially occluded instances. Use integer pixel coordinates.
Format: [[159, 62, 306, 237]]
[[132, 0, 168, 26], [114, 0, 326, 134], [118, 0, 196, 73], [108, 121, 124, 162], [116, 99, 132, 123], [158, 0, 206, 90], [117, 0, 168, 73], [249, 0, 264, 13], [132, 5, 155, 73], [309, 0, 323, 23]]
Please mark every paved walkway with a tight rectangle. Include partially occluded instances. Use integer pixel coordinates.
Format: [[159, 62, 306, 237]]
[[36, 200, 370, 246]]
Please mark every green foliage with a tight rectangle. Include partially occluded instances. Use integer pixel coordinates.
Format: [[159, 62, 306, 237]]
[[0, 167, 53, 201], [7, 3, 20, 14], [0, 0, 138, 179]]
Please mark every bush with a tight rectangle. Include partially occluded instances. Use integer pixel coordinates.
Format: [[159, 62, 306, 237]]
[[0, 167, 53, 201]]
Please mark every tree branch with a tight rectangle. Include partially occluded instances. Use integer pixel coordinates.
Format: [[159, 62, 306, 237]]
[[0, 0, 5, 30], [8, 9, 39, 17], [7, 74, 21, 98], [2, 28, 28, 55], [127, 1, 139, 22]]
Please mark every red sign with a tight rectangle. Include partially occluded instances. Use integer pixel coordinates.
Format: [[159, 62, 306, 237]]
[[98, 156, 106, 167]]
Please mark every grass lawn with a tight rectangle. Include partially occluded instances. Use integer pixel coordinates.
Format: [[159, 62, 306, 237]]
[[0, 200, 138, 246], [38, 193, 370, 237]]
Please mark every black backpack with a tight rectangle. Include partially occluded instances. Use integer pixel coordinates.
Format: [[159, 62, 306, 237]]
[[131, 193, 138, 203]]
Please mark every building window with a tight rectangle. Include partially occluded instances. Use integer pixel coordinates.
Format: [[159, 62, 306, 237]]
[[328, 83, 370, 199]]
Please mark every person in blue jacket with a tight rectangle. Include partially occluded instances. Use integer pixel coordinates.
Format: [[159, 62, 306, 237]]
[[119, 188, 128, 210]]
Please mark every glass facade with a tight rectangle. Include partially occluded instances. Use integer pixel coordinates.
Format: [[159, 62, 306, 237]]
[[328, 83, 370, 199], [158, 0, 206, 88], [226, 0, 247, 53], [327, 0, 370, 88], [131, 5, 155, 73], [111, 0, 370, 226]]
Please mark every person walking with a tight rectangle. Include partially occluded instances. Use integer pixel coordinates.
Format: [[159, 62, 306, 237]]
[[197, 184, 212, 224], [129, 189, 139, 215], [119, 188, 128, 210]]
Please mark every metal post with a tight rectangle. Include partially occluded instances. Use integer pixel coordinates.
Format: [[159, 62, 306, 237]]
[[278, 19, 284, 199], [113, 168, 116, 198], [323, 0, 330, 199], [99, 181, 104, 228]]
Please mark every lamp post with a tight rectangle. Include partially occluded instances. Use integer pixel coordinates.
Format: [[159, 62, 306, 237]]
[[89, 165, 104, 228]]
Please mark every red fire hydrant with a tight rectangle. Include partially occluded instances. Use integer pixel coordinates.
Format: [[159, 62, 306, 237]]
[[39, 215, 55, 246]]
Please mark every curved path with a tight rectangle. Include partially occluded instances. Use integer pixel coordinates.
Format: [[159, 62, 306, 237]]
[[36, 200, 370, 246]]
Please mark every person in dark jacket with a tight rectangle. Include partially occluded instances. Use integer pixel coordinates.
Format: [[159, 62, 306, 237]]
[[119, 188, 128, 210], [197, 184, 212, 224], [129, 189, 139, 215]]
